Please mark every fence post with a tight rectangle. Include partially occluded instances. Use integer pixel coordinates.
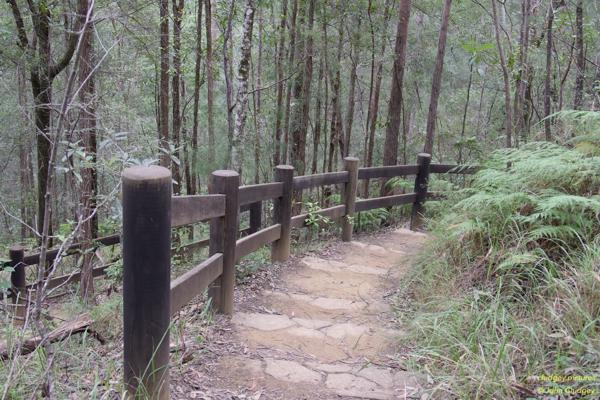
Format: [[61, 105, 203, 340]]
[[208, 170, 239, 315], [342, 157, 359, 242], [9, 247, 26, 323], [248, 201, 262, 234], [410, 153, 432, 231], [122, 166, 171, 400], [271, 165, 294, 262]]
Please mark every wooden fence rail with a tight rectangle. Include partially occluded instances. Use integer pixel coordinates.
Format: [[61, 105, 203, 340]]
[[4, 153, 479, 399]]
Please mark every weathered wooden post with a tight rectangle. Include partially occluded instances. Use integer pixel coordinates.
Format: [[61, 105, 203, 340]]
[[410, 153, 432, 231], [342, 157, 359, 242], [248, 201, 262, 234], [271, 165, 294, 262], [208, 170, 239, 315], [9, 247, 26, 323], [122, 166, 171, 400]]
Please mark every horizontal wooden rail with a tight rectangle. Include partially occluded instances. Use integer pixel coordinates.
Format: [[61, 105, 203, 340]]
[[170, 253, 223, 315], [171, 194, 226, 227], [26, 263, 111, 291], [238, 182, 283, 206], [293, 171, 349, 190], [21, 233, 120, 266], [235, 224, 281, 262], [358, 165, 419, 180], [290, 204, 346, 229], [429, 164, 479, 174], [355, 193, 417, 212]]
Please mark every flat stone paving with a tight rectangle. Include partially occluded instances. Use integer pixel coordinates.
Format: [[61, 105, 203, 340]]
[[213, 228, 427, 399]]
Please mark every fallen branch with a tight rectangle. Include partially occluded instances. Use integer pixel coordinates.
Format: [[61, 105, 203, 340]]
[[0, 313, 104, 360]]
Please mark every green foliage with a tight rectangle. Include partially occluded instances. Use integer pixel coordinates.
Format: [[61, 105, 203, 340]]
[[400, 142, 600, 398], [303, 200, 333, 235], [355, 207, 389, 231]]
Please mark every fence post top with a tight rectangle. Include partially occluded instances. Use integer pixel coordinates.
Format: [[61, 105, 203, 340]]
[[274, 165, 294, 171], [212, 170, 239, 178], [417, 153, 432, 159], [9, 246, 24, 256], [122, 165, 171, 182], [344, 157, 359, 163]]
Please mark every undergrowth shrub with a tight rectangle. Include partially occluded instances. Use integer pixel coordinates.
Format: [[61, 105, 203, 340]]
[[399, 142, 600, 399]]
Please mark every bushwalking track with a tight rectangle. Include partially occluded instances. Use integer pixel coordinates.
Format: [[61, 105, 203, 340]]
[[175, 228, 426, 400]]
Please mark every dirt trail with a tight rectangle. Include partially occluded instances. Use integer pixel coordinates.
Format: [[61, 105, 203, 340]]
[[176, 228, 427, 399]]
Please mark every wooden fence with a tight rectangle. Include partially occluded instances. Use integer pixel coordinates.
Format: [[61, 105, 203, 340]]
[[5, 153, 477, 398]]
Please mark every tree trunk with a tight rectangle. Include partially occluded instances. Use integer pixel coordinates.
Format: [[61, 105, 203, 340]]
[[282, 0, 299, 164], [159, 0, 170, 168], [77, 2, 99, 302], [290, 0, 315, 176], [423, 0, 452, 155], [573, 0, 584, 110], [190, 0, 203, 194], [491, 0, 513, 148], [223, 0, 236, 159], [344, 18, 361, 158], [253, 10, 263, 184], [458, 63, 473, 164], [230, 0, 256, 175], [512, 0, 531, 144], [205, 0, 216, 165], [328, 24, 344, 173], [544, 2, 554, 141], [363, 0, 392, 197], [273, 0, 288, 167], [171, 0, 184, 194], [312, 56, 324, 175], [380, 0, 411, 195]]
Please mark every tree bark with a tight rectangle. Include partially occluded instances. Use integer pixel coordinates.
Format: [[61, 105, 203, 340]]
[[205, 0, 216, 164], [290, 0, 315, 176], [273, 0, 288, 167], [190, 0, 203, 194], [363, 0, 392, 197], [544, 2, 554, 141], [282, 0, 299, 164], [380, 0, 411, 195], [344, 18, 361, 158], [573, 0, 584, 110], [230, 0, 256, 175], [159, 0, 170, 168], [77, 1, 98, 302], [223, 0, 236, 159], [423, 0, 452, 156], [491, 0, 513, 148], [171, 0, 184, 194]]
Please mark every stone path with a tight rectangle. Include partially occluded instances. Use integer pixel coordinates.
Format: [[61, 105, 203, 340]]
[[209, 228, 427, 399]]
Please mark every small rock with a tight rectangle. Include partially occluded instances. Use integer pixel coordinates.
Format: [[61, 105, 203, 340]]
[[264, 359, 321, 384]]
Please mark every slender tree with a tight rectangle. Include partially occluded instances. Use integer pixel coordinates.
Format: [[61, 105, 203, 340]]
[[230, 0, 256, 174], [273, 0, 288, 166], [380, 0, 411, 195], [491, 0, 513, 147], [544, 2, 554, 141], [189, 0, 203, 194], [77, 0, 98, 301], [573, 0, 584, 110], [423, 0, 452, 156], [171, 0, 184, 193], [205, 0, 216, 164], [158, 0, 170, 167]]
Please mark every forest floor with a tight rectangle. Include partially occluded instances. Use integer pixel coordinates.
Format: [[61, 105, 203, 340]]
[[170, 227, 427, 400]]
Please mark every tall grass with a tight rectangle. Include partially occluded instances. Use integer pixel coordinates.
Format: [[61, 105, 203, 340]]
[[398, 142, 600, 398]]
